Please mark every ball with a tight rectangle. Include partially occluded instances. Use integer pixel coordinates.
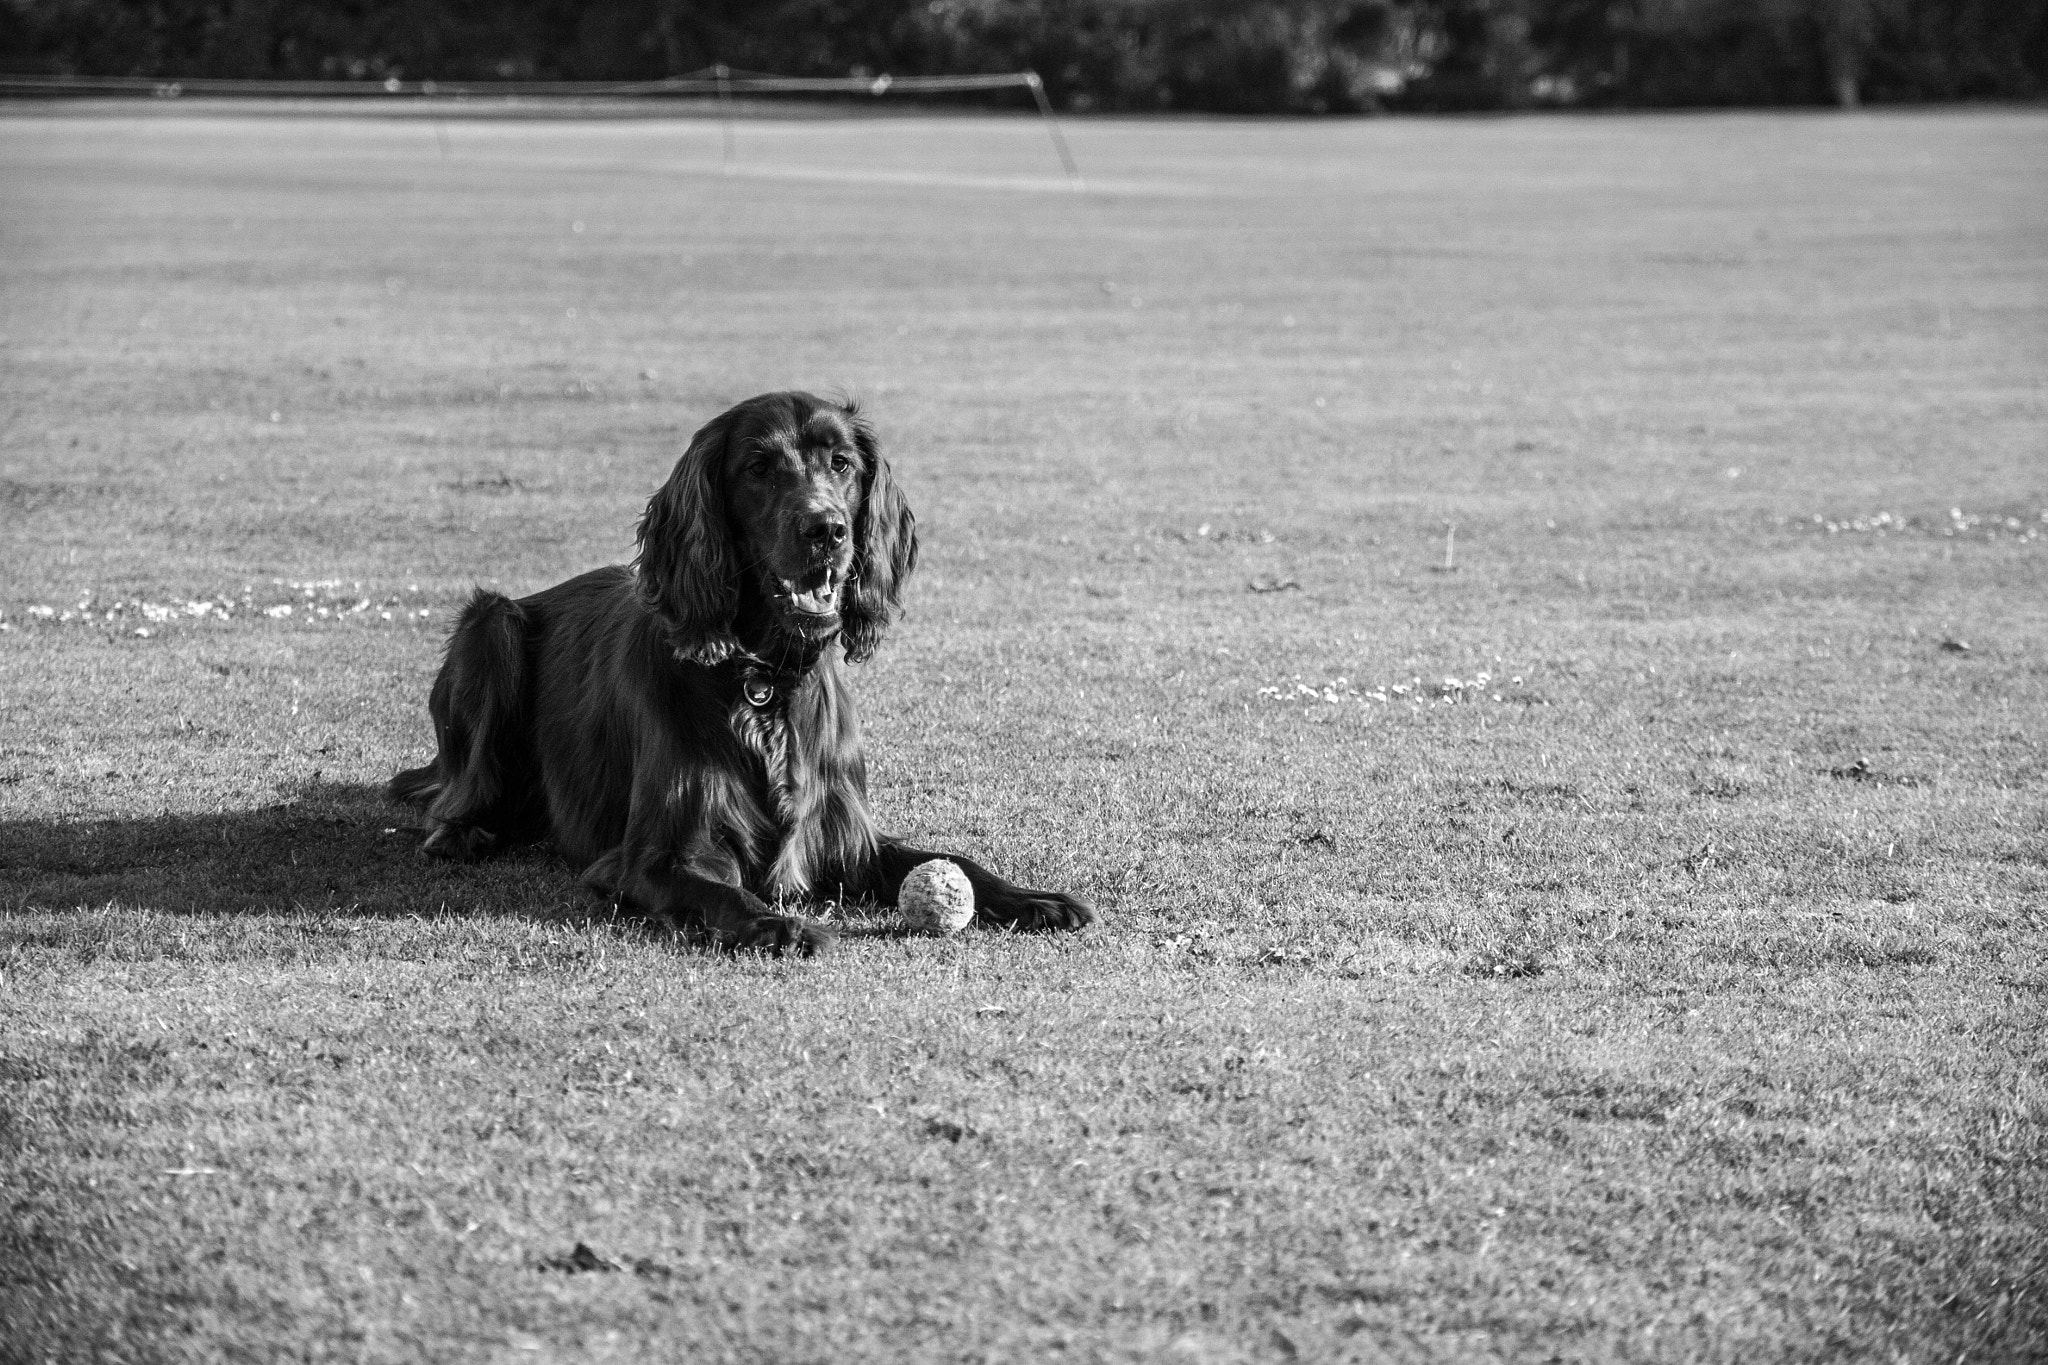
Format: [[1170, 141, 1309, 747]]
[[899, 859, 975, 936]]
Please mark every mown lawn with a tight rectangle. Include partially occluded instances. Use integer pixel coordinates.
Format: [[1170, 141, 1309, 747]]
[[2, 105, 2044, 1363]]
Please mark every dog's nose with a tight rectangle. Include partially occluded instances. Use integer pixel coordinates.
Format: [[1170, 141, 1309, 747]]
[[802, 512, 848, 550]]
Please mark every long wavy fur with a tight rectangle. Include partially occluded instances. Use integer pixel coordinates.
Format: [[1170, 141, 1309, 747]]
[[838, 405, 919, 663], [635, 406, 743, 664]]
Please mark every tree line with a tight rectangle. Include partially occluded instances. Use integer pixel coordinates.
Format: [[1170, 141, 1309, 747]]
[[4, 0, 2043, 111]]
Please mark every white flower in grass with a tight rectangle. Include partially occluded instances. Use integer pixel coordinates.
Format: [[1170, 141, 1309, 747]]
[[265, 604, 293, 619]]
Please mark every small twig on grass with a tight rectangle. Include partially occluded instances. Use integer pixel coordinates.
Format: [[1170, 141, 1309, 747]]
[[536, 1242, 672, 1277], [1827, 758, 1930, 788]]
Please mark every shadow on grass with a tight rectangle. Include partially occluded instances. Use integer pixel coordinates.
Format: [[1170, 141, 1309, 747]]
[[0, 779, 913, 941], [0, 780, 582, 921]]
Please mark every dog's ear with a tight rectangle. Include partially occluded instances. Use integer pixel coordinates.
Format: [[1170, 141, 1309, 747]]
[[838, 408, 918, 664], [636, 407, 742, 664]]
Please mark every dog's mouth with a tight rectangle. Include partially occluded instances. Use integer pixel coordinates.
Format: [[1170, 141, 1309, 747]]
[[773, 570, 844, 626]]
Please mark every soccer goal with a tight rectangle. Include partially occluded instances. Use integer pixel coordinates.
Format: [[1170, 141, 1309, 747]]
[[0, 65, 1084, 186]]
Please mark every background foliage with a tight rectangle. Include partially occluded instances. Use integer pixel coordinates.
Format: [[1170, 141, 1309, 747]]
[[3, 0, 2045, 111]]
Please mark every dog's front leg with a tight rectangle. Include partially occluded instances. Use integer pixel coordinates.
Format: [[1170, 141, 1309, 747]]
[[585, 842, 832, 957], [585, 760, 834, 956], [585, 806, 831, 957], [874, 840, 1093, 933], [669, 864, 833, 956]]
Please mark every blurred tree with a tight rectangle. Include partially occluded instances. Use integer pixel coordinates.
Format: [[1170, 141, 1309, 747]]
[[2, 0, 2042, 107], [1386, 0, 1539, 109]]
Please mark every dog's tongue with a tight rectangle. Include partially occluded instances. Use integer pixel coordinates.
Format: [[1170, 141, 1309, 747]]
[[791, 579, 838, 615]]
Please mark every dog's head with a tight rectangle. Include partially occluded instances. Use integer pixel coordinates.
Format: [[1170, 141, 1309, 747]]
[[636, 391, 918, 665]]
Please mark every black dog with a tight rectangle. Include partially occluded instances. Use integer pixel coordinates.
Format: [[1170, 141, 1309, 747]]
[[390, 392, 1093, 953]]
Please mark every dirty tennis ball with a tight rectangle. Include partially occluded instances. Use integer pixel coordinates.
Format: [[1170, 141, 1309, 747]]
[[899, 860, 975, 936]]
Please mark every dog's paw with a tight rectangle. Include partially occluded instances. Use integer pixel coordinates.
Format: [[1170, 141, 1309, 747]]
[[421, 821, 498, 863], [725, 914, 834, 958], [577, 849, 625, 901], [978, 888, 1094, 933]]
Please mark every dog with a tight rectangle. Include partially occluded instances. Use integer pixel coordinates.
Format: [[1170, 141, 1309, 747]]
[[389, 391, 1094, 954]]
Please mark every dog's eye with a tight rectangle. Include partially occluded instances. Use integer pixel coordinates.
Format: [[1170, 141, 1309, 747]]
[[830, 453, 853, 474]]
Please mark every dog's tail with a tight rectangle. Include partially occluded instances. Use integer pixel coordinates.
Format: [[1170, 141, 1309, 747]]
[[387, 590, 530, 840]]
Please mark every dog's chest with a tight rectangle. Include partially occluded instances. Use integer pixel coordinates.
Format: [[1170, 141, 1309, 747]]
[[729, 696, 796, 827], [727, 692, 816, 898], [721, 662, 875, 901]]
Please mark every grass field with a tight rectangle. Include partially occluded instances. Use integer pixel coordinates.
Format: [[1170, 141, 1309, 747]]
[[2, 104, 2044, 1363]]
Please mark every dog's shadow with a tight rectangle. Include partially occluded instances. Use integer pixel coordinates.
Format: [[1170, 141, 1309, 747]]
[[0, 780, 577, 921], [0, 779, 906, 940]]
